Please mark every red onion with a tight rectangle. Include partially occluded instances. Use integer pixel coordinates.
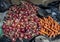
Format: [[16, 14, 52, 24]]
[[2, 1, 40, 42]]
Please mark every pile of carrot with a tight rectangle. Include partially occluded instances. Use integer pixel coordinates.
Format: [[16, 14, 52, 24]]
[[39, 16, 60, 38]]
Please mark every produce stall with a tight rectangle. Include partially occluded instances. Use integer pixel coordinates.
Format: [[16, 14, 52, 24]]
[[0, 0, 60, 42]]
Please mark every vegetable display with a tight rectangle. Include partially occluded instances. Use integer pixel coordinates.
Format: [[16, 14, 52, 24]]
[[39, 16, 60, 38], [2, 1, 40, 42], [2, 1, 60, 42]]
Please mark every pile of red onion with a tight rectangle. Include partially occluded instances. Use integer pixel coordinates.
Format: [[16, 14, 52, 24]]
[[2, 1, 40, 42]]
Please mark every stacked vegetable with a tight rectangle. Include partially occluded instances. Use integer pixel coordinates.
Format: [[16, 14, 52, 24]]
[[2, 1, 60, 42], [2, 1, 40, 42], [39, 16, 60, 38]]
